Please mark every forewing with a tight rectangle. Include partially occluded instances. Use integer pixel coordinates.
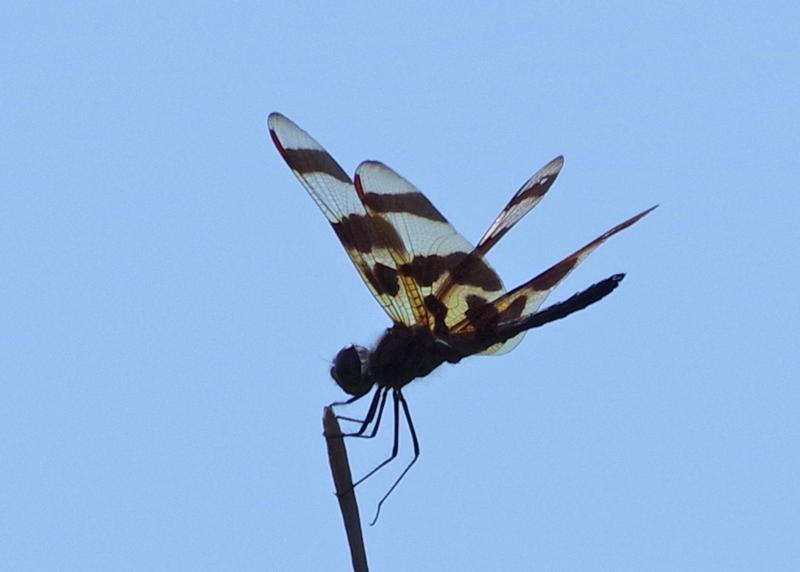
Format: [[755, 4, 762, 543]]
[[354, 161, 504, 332], [267, 113, 416, 326], [476, 155, 564, 254], [432, 156, 565, 349], [449, 206, 658, 354]]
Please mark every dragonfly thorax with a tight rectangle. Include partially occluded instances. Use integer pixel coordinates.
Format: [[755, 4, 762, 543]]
[[368, 324, 464, 389]]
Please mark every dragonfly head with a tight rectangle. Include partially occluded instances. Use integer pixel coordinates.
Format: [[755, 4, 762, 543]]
[[331, 344, 372, 397]]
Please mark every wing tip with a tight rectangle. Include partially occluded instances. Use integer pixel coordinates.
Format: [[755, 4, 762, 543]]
[[355, 160, 398, 181], [267, 112, 293, 155], [356, 159, 386, 170], [609, 204, 659, 236], [354, 160, 399, 200], [267, 111, 287, 131], [267, 116, 286, 156], [641, 204, 659, 217], [537, 155, 565, 179]]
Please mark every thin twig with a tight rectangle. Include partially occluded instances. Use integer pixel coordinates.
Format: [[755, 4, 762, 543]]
[[323, 406, 368, 572]]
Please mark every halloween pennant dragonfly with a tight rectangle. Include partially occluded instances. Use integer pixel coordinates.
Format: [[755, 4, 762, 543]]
[[268, 112, 655, 521]]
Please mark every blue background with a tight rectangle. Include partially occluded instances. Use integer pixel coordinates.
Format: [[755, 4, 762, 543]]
[[3, 2, 798, 570]]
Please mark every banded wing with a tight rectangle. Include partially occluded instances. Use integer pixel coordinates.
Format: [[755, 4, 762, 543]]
[[269, 112, 650, 353], [355, 156, 566, 341], [475, 155, 565, 255], [448, 206, 658, 353], [354, 161, 504, 332], [432, 155, 565, 353], [267, 113, 416, 326]]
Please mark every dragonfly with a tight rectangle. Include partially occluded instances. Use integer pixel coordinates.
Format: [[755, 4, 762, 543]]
[[268, 112, 655, 522]]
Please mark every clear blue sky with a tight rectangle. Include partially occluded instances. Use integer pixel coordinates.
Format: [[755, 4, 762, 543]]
[[3, 2, 798, 570]]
